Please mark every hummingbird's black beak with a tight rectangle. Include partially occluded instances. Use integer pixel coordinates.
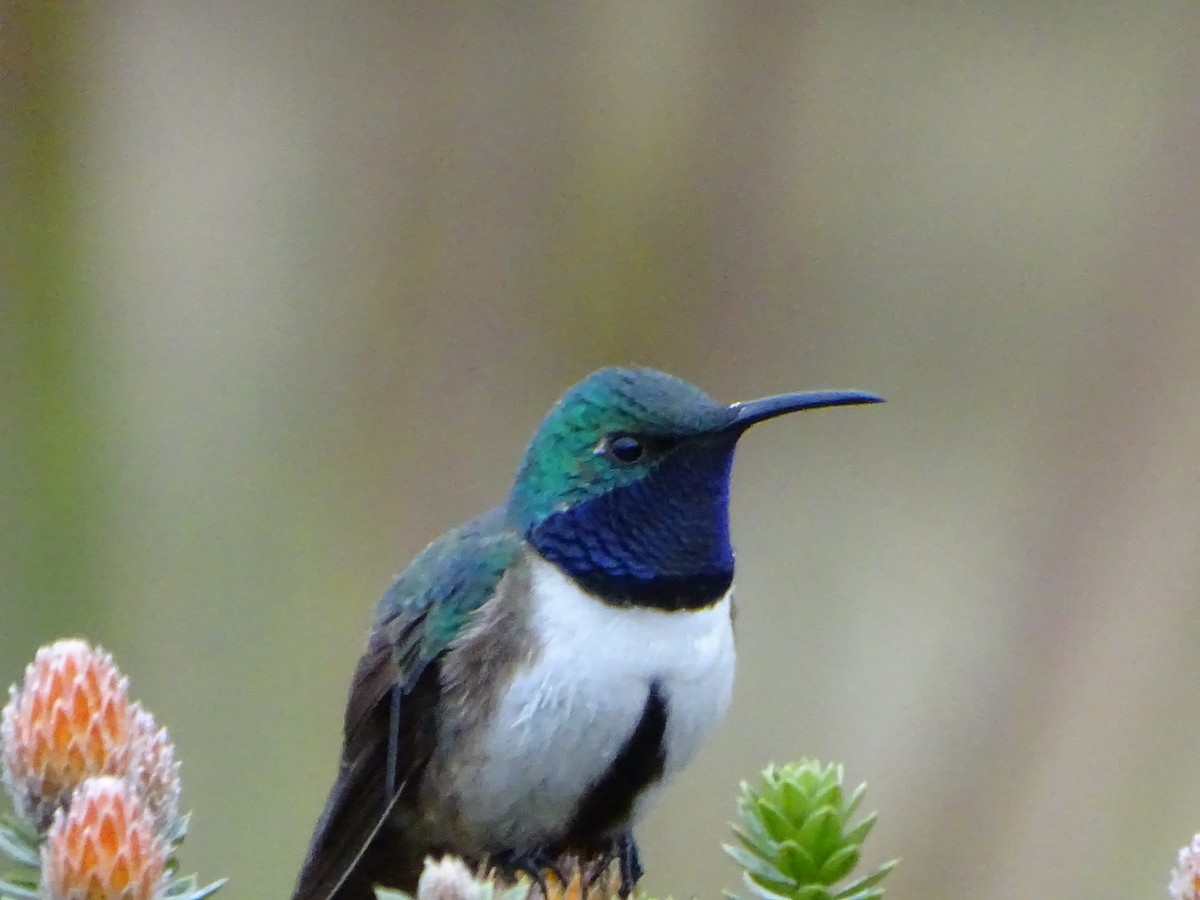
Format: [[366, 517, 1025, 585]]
[[728, 389, 884, 430]]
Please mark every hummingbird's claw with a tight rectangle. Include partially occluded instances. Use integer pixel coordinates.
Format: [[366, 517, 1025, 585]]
[[616, 833, 643, 898], [489, 847, 565, 898], [583, 833, 643, 898]]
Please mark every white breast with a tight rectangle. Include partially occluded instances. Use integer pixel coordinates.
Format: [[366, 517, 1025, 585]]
[[452, 556, 736, 850]]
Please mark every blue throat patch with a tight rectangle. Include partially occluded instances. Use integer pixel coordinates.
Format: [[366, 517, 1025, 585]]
[[526, 439, 737, 611]]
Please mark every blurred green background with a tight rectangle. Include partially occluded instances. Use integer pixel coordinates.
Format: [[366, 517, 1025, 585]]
[[4, 3, 1200, 897]]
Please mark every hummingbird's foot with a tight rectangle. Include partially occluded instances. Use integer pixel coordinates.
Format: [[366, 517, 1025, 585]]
[[490, 847, 567, 898], [584, 832, 643, 898], [616, 832, 644, 898], [624, 835, 643, 897]]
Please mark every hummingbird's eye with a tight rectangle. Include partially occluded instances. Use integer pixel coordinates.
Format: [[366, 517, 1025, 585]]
[[605, 434, 645, 464]]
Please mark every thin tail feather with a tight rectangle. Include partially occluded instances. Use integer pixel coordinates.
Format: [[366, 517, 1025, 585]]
[[292, 636, 442, 900]]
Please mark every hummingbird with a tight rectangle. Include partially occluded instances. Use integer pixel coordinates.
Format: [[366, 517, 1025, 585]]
[[291, 368, 881, 900]]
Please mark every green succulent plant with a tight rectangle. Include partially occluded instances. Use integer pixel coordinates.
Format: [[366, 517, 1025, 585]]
[[724, 760, 897, 900]]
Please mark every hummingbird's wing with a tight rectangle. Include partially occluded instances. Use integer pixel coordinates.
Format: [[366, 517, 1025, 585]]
[[292, 507, 521, 900]]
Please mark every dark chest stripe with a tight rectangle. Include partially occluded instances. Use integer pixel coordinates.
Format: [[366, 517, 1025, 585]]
[[562, 681, 668, 847], [569, 569, 732, 612]]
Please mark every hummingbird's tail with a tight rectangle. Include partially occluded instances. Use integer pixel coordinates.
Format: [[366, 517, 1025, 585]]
[[291, 764, 420, 900], [291, 635, 439, 900]]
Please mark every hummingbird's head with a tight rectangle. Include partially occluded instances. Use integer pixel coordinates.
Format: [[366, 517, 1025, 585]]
[[507, 367, 880, 610]]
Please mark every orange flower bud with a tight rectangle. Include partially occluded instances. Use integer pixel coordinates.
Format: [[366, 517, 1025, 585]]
[[1172, 834, 1200, 900], [128, 705, 182, 837], [41, 776, 168, 900], [1, 640, 137, 829], [540, 862, 621, 900]]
